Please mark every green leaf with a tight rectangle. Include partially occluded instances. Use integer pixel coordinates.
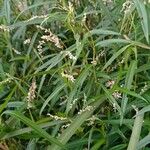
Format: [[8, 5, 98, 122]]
[[102, 45, 131, 71], [36, 53, 64, 72], [4, 0, 10, 24], [23, 32, 38, 75], [0, 86, 16, 114], [85, 29, 120, 38], [40, 84, 66, 115], [51, 95, 106, 150], [120, 60, 137, 125], [14, 1, 57, 23], [2, 110, 65, 149], [101, 84, 121, 113], [91, 139, 105, 150], [1, 120, 65, 139], [137, 134, 150, 149], [96, 39, 130, 47], [66, 66, 91, 113], [136, 105, 150, 116], [10, 12, 67, 29], [116, 87, 147, 102], [133, 0, 149, 43], [109, 144, 127, 150], [127, 113, 144, 150]]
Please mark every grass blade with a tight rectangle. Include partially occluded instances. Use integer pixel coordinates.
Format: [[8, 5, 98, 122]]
[[120, 60, 137, 125], [0, 86, 16, 114], [137, 134, 150, 149], [51, 95, 106, 150], [40, 84, 66, 115], [133, 0, 149, 43], [102, 45, 131, 71], [2, 110, 65, 149], [1, 120, 65, 139], [135, 105, 150, 116], [96, 39, 130, 47], [127, 113, 144, 150]]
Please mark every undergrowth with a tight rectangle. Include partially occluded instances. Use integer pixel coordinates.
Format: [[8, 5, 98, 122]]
[[0, 0, 150, 150]]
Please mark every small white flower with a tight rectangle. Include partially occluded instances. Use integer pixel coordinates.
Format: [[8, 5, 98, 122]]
[[91, 60, 97, 65], [64, 51, 77, 61], [36, 25, 62, 48], [113, 103, 117, 112], [0, 78, 12, 85], [140, 82, 148, 95], [26, 15, 48, 22], [105, 80, 115, 88], [12, 48, 21, 55], [82, 13, 87, 23], [47, 113, 67, 120], [61, 72, 75, 82], [112, 91, 122, 99], [27, 80, 37, 109], [102, 0, 113, 5], [61, 123, 70, 129], [0, 25, 9, 32], [121, 1, 134, 14], [68, 1, 74, 12], [78, 106, 94, 115], [23, 38, 31, 45]]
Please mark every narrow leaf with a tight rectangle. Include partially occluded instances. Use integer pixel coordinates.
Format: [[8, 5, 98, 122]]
[[120, 60, 137, 124], [133, 0, 149, 43], [40, 84, 66, 115], [2, 111, 65, 149], [102, 45, 131, 71], [127, 113, 144, 150]]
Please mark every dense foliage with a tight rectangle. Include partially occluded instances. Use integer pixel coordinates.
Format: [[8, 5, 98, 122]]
[[0, 0, 150, 149]]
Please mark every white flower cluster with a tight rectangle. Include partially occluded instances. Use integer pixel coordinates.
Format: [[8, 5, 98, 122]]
[[91, 60, 97, 66], [102, 0, 114, 9], [105, 80, 122, 99], [23, 38, 31, 45], [144, 0, 150, 4], [17, 1, 27, 12], [61, 72, 75, 83], [91, 50, 106, 66], [118, 58, 125, 65], [121, 1, 134, 14], [69, 98, 78, 109], [99, 50, 105, 57], [37, 25, 63, 49], [105, 80, 115, 88], [102, 0, 113, 5], [0, 78, 12, 85], [36, 25, 63, 56], [87, 115, 97, 126], [82, 13, 87, 24], [12, 48, 21, 55], [61, 123, 70, 129], [78, 106, 94, 115], [140, 82, 148, 95], [68, 1, 74, 12], [0, 25, 9, 32], [26, 15, 48, 22], [27, 80, 37, 109], [47, 113, 67, 121], [37, 40, 45, 56], [112, 91, 122, 99], [63, 51, 77, 61]]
